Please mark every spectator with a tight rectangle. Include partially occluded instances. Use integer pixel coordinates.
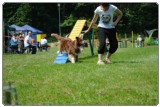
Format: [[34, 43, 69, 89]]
[[10, 34, 19, 53], [24, 31, 32, 48], [40, 36, 47, 46], [40, 36, 50, 51], [31, 38, 37, 54], [24, 31, 33, 53], [137, 34, 142, 47], [18, 33, 25, 53]]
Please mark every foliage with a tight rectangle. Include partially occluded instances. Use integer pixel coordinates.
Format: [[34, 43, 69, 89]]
[[144, 37, 150, 45], [144, 37, 157, 45], [3, 3, 158, 37], [61, 14, 76, 27], [8, 3, 32, 25], [150, 38, 157, 45]]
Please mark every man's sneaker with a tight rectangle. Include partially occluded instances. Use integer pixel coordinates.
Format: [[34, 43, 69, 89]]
[[104, 58, 111, 63], [97, 60, 105, 65]]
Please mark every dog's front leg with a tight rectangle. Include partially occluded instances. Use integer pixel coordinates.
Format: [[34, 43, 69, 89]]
[[59, 44, 63, 56]]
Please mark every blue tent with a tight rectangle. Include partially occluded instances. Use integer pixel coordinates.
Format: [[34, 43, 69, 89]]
[[21, 24, 43, 42], [21, 24, 43, 34], [10, 24, 27, 32]]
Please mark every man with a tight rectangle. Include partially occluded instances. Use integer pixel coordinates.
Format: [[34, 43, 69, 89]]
[[24, 31, 32, 48], [24, 31, 33, 53]]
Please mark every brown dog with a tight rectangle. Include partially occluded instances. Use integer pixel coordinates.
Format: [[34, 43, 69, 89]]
[[51, 33, 84, 63]]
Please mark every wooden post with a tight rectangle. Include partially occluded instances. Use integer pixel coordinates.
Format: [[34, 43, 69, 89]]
[[132, 31, 134, 48]]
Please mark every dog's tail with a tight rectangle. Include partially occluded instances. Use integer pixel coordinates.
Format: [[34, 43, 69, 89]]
[[51, 33, 63, 40]]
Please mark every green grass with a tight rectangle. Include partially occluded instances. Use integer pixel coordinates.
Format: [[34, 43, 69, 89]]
[[2, 43, 158, 105]]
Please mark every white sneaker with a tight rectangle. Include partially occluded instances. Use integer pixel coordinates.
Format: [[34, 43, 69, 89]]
[[97, 60, 105, 65], [104, 58, 111, 63]]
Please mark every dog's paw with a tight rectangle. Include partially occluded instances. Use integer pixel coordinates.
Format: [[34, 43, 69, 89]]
[[69, 55, 75, 63], [71, 58, 75, 63]]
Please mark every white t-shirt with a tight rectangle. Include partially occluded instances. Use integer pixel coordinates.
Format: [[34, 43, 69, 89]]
[[24, 35, 32, 47], [94, 4, 117, 29], [137, 36, 142, 41], [40, 38, 47, 45]]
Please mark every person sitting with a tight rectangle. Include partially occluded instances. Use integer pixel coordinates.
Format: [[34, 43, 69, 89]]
[[24, 31, 32, 53], [31, 38, 37, 54], [10, 34, 19, 53], [40, 36, 50, 51], [24, 31, 37, 54], [17, 33, 25, 53]]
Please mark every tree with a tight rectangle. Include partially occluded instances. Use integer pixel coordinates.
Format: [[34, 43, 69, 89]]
[[4, 3, 32, 25], [3, 3, 158, 37]]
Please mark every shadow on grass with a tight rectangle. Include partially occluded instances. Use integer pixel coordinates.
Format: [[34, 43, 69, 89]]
[[79, 54, 98, 60], [77, 54, 98, 63]]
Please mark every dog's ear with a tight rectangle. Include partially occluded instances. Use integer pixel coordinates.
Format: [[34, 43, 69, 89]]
[[75, 37, 82, 45], [76, 37, 83, 42], [75, 37, 79, 41]]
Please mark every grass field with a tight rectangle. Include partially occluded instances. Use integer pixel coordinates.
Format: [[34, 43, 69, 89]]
[[2, 43, 158, 105]]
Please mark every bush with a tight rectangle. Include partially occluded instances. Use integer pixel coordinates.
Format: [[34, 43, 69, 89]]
[[144, 37, 150, 45], [144, 37, 157, 45]]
